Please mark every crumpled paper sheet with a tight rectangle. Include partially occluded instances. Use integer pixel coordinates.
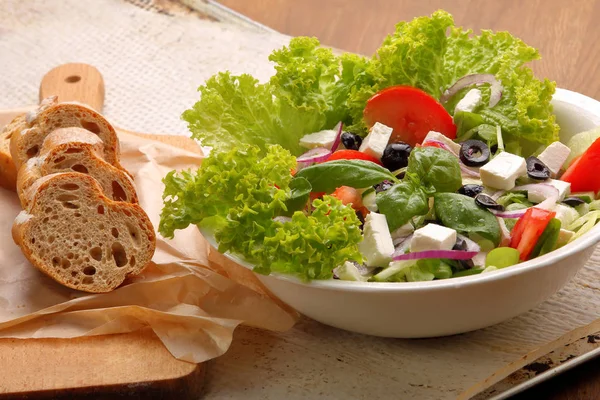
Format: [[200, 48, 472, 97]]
[[0, 131, 297, 363], [2, 0, 600, 398]]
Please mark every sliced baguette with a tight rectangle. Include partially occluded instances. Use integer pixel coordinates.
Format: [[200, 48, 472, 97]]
[[12, 172, 155, 293], [17, 127, 138, 210], [10, 99, 122, 171], [0, 115, 24, 191]]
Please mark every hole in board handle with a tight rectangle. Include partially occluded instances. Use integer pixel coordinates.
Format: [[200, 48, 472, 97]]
[[65, 75, 81, 83]]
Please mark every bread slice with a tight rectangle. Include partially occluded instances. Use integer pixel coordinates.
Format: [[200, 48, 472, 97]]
[[17, 127, 138, 210], [0, 115, 24, 191], [12, 172, 155, 293], [10, 99, 122, 171]]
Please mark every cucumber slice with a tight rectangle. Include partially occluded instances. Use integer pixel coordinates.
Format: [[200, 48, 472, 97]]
[[362, 190, 378, 212], [372, 260, 414, 282]]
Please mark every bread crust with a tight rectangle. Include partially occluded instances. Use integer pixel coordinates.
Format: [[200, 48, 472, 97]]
[[10, 100, 123, 172], [12, 172, 155, 293], [17, 128, 138, 209]]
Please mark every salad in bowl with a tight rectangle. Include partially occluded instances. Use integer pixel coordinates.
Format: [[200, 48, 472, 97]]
[[159, 11, 600, 286]]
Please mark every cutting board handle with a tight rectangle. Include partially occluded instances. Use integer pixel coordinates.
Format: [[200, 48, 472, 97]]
[[39, 63, 105, 112]]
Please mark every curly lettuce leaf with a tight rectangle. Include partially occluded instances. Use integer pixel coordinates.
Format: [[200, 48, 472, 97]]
[[183, 38, 355, 156], [443, 28, 558, 154], [345, 10, 454, 132], [159, 145, 362, 281]]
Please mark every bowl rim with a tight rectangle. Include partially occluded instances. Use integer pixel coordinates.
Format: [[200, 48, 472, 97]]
[[201, 88, 600, 292]]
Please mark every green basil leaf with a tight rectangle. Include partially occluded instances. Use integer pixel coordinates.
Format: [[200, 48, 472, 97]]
[[283, 177, 312, 216], [433, 193, 501, 246], [407, 147, 462, 194], [376, 180, 429, 231], [295, 160, 398, 193]]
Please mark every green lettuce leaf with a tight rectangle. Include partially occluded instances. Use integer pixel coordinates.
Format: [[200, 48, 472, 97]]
[[345, 10, 454, 132], [159, 145, 362, 280]]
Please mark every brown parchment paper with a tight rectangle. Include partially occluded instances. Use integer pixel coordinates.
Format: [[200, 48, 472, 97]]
[[0, 131, 297, 363]]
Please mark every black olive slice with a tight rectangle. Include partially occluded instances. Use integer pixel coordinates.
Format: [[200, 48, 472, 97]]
[[460, 140, 490, 167], [526, 156, 551, 180], [475, 193, 504, 211], [562, 197, 586, 207], [458, 184, 484, 198]]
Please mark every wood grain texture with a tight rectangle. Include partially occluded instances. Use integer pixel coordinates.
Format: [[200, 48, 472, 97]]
[[0, 328, 204, 399], [216, 1, 600, 398], [39, 63, 105, 112], [218, 0, 600, 100]]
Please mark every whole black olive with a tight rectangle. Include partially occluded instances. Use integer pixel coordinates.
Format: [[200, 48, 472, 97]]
[[460, 140, 490, 167], [562, 197, 586, 207], [475, 193, 504, 211], [526, 156, 551, 180], [381, 142, 412, 171], [453, 237, 468, 251], [374, 180, 394, 193], [458, 184, 484, 198], [341, 132, 362, 150]]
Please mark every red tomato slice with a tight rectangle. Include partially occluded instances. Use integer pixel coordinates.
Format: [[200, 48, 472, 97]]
[[561, 138, 600, 193], [326, 150, 382, 165], [510, 208, 556, 261], [363, 85, 456, 147], [331, 186, 364, 210]]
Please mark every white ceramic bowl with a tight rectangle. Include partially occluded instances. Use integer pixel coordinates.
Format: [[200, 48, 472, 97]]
[[202, 88, 600, 338]]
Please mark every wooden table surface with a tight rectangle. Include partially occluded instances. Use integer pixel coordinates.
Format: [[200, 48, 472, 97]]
[[218, 1, 600, 398]]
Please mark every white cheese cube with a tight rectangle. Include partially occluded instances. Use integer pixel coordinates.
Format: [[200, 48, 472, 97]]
[[528, 179, 571, 203], [557, 229, 575, 247], [551, 204, 580, 227], [359, 122, 393, 159], [537, 141, 571, 177], [358, 212, 395, 267], [299, 129, 338, 149], [479, 152, 527, 190], [454, 88, 482, 114], [422, 130, 461, 155], [410, 224, 457, 253]]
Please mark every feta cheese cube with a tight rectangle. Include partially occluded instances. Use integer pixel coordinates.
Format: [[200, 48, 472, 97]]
[[454, 88, 482, 114], [537, 141, 571, 177], [551, 204, 580, 227], [358, 212, 395, 267], [422, 130, 461, 155], [528, 179, 571, 203], [557, 229, 575, 247], [359, 122, 393, 159], [410, 224, 457, 253], [479, 152, 527, 190], [299, 129, 338, 149]]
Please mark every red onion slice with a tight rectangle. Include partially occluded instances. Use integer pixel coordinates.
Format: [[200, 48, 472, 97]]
[[296, 147, 332, 164], [330, 122, 344, 152], [393, 249, 478, 261], [441, 74, 503, 108]]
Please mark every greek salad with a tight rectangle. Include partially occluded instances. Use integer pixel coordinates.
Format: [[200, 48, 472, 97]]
[[159, 11, 600, 282]]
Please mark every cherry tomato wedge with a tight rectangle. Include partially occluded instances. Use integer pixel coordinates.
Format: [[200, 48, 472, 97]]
[[325, 150, 382, 165], [509, 208, 556, 261], [331, 186, 363, 208], [561, 138, 600, 193], [363, 85, 456, 147]]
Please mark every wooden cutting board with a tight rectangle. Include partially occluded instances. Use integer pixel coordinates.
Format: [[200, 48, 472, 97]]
[[0, 64, 204, 399]]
